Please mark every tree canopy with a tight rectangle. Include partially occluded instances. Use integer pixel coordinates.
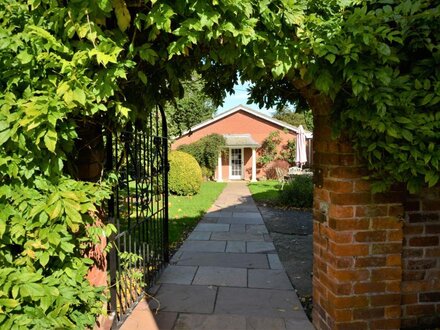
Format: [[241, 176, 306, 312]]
[[1, 0, 439, 327], [273, 106, 313, 131], [165, 74, 216, 137]]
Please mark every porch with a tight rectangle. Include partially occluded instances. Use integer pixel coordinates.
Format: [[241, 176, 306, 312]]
[[216, 134, 260, 182]]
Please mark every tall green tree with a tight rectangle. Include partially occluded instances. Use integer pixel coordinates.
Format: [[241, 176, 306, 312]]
[[165, 75, 216, 137], [273, 106, 314, 131]]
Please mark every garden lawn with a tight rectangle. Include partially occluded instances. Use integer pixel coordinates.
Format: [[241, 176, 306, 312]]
[[248, 177, 313, 209], [247, 180, 281, 205], [168, 181, 227, 250]]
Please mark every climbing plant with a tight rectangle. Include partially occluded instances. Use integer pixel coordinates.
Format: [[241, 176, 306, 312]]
[[178, 134, 226, 179], [258, 131, 283, 166], [1, 0, 439, 328]]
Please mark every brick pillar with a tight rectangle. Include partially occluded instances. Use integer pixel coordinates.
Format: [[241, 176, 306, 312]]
[[298, 88, 405, 329], [401, 187, 440, 328]]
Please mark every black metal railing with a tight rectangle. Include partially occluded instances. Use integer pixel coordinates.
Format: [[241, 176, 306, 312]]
[[106, 106, 169, 327]]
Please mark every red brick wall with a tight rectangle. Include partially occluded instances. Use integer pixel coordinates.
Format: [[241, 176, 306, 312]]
[[171, 110, 297, 180], [401, 187, 440, 328], [294, 83, 440, 329], [297, 89, 404, 329], [172, 110, 296, 148]]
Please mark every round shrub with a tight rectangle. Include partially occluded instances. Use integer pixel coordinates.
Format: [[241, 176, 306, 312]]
[[169, 150, 202, 195]]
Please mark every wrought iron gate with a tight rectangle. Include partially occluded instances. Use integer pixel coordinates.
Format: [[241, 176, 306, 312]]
[[106, 106, 169, 327]]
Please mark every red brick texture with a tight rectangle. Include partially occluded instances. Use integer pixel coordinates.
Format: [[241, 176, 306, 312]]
[[301, 88, 440, 329], [401, 187, 440, 329], [306, 92, 405, 329]]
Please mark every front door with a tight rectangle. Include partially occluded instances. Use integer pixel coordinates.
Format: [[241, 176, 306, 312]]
[[230, 148, 243, 180]]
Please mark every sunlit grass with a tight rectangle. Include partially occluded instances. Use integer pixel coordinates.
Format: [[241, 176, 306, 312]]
[[248, 180, 281, 205], [168, 182, 226, 250]]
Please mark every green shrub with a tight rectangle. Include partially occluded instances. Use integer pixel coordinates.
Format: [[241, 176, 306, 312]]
[[178, 134, 225, 180], [279, 175, 313, 208], [201, 166, 213, 180], [169, 151, 202, 195]]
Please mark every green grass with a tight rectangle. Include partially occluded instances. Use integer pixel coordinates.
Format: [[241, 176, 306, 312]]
[[168, 181, 227, 250], [247, 180, 281, 205]]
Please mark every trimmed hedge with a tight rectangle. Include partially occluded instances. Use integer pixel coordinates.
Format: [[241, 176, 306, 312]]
[[169, 151, 202, 195]]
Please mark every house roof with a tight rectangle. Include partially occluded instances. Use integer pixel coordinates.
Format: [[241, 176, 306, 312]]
[[223, 134, 260, 148], [179, 104, 313, 139]]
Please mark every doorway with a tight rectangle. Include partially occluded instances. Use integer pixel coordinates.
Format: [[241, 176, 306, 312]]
[[229, 148, 243, 179]]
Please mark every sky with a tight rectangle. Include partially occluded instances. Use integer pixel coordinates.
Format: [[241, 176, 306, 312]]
[[216, 81, 275, 116]]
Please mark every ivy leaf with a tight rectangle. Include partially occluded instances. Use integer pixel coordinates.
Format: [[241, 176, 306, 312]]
[[113, 0, 131, 32], [73, 88, 86, 106], [44, 130, 57, 153], [315, 70, 333, 93], [138, 71, 148, 85], [48, 201, 63, 220], [64, 201, 82, 225], [40, 252, 50, 267], [0, 299, 19, 309]]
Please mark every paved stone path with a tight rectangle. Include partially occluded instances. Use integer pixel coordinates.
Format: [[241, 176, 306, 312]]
[[150, 182, 314, 330]]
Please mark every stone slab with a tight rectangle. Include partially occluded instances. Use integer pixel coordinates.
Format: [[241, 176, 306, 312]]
[[177, 252, 269, 269], [226, 241, 246, 253], [246, 224, 269, 234], [211, 232, 264, 242], [232, 212, 262, 219], [194, 223, 230, 232], [246, 316, 286, 330], [264, 234, 274, 242], [180, 240, 226, 253], [192, 266, 247, 287], [174, 314, 246, 330], [246, 241, 276, 253], [204, 211, 233, 218], [230, 224, 246, 233], [157, 265, 197, 285], [285, 319, 315, 330], [170, 250, 183, 264], [199, 217, 219, 224], [217, 217, 264, 225], [215, 287, 305, 319], [268, 254, 284, 270], [248, 269, 293, 290], [188, 231, 211, 240], [150, 284, 217, 314], [154, 311, 178, 330]]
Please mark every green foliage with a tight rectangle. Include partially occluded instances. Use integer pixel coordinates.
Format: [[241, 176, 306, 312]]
[[0, 2, 122, 327], [279, 175, 314, 208], [280, 139, 297, 165], [248, 181, 281, 205], [258, 131, 282, 166], [1, 0, 438, 325], [274, 107, 313, 131], [168, 182, 226, 249], [169, 151, 202, 196], [178, 134, 226, 179], [165, 74, 216, 137], [249, 177, 313, 208]]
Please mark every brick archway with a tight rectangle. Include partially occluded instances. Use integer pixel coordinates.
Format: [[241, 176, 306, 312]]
[[295, 82, 440, 329]]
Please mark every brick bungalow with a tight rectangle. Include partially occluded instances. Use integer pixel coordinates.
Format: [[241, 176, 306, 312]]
[[171, 104, 313, 182]]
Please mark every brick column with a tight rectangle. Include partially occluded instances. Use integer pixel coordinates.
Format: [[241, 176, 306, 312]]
[[299, 89, 405, 329], [401, 187, 440, 328]]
